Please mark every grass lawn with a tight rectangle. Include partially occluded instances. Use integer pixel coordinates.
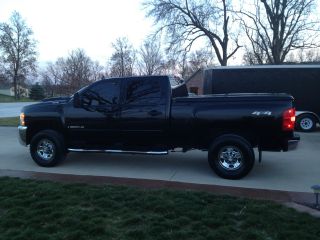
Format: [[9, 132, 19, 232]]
[[0, 117, 19, 126], [0, 93, 32, 102], [0, 177, 319, 240]]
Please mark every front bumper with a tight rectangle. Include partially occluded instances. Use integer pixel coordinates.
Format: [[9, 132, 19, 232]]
[[18, 125, 28, 146], [287, 133, 300, 151]]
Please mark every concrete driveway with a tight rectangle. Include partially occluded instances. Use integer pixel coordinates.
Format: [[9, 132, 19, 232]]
[[0, 126, 319, 193], [0, 102, 36, 117]]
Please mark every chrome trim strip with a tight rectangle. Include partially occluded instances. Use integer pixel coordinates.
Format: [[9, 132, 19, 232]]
[[68, 148, 168, 155]]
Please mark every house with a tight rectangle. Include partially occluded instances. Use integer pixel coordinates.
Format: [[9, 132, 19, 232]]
[[0, 88, 11, 96], [185, 68, 204, 95], [10, 85, 30, 97], [0, 86, 29, 97]]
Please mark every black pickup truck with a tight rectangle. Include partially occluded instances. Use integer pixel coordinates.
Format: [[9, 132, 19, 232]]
[[18, 76, 299, 179]]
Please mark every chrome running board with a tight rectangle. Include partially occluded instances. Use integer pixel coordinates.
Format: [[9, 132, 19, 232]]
[[68, 148, 168, 155]]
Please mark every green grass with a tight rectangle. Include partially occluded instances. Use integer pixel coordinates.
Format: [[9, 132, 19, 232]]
[[0, 93, 32, 102], [0, 117, 19, 126], [0, 177, 319, 240]]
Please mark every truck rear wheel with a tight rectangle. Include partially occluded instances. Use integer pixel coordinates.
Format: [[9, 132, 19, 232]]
[[208, 135, 255, 180], [296, 114, 317, 132], [30, 130, 66, 167]]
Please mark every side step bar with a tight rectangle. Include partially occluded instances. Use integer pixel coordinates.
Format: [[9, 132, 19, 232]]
[[68, 148, 168, 155]]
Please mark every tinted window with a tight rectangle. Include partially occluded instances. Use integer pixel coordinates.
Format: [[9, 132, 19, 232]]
[[125, 78, 161, 104], [83, 80, 120, 107]]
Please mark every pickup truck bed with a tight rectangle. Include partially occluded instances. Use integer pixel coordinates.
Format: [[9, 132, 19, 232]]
[[171, 93, 297, 151]]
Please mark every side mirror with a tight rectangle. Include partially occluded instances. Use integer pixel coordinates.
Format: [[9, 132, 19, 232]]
[[73, 92, 81, 108]]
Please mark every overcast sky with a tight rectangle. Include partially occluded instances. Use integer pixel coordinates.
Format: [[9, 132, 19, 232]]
[[1, 0, 319, 67], [0, 0, 153, 64]]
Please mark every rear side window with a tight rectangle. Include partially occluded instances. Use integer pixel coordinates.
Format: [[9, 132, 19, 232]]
[[125, 78, 161, 104], [84, 80, 120, 106]]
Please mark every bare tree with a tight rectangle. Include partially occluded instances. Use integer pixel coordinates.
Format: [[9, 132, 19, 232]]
[[288, 48, 320, 63], [144, 0, 241, 66], [188, 48, 215, 71], [243, 35, 269, 65], [137, 38, 163, 75], [0, 11, 37, 99], [41, 49, 104, 96], [62, 49, 95, 90], [304, 49, 320, 62], [109, 37, 136, 77], [0, 61, 9, 87], [175, 49, 215, 79], [158, 57, 180, 76], [90, 61, 105, 81], [239, 0, 319, 64]]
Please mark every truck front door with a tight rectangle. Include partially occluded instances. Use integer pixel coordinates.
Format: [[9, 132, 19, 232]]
[[65, 79, 121, 149]]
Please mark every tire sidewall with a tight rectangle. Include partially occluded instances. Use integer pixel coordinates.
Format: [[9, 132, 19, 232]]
[[297, 115, 316, 132], [30, 130, 65, 167], [208, 136, 254, 180]]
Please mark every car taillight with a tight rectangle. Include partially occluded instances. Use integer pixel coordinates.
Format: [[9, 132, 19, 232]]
[[282, 108, 295, 131]]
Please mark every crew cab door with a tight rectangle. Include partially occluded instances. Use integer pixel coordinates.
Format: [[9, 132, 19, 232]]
[[119, 77, 169, 149], [64, 79, 121, 148]]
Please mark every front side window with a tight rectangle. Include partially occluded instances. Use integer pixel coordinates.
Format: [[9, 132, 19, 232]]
[[82, 80, 120, 108], [125, 78, 161, 105]]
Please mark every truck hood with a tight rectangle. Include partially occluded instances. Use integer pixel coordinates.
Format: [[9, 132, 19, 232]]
[[21, 100, 66, 116], [41, 96, 71, 103]]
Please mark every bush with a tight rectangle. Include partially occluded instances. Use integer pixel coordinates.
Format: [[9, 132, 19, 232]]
[[29, 83, 45, 100]]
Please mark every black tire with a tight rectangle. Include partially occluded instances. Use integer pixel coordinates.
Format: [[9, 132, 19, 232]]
[[208, 134, 255, 180], [296, 114, 317, 132], [30, 130, 66, 167]]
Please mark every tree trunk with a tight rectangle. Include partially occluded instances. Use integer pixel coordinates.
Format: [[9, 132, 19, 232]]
[[13, 74, 18, 100]]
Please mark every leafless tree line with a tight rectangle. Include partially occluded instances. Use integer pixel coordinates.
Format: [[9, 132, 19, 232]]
[[1, 1, 320, 98], [41, 37, 215, 96], [145, 0, 320, 65], [41, 49, 104, 97]]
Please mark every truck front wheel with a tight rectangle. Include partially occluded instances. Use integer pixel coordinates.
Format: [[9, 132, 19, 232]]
[[30, 130, 66, 167], [208, 135, 255, 179]]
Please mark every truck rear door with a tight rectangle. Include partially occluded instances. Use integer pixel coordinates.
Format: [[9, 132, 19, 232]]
[[118, 76, 169, 149]]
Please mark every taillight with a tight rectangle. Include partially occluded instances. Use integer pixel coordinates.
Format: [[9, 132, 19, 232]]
[[282, 108, 296, 131]]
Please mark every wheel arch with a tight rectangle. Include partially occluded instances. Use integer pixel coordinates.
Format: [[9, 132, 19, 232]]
[[207, 130, 258, 150], [296, 111, 320, 123], [27, 121, 65, 145]]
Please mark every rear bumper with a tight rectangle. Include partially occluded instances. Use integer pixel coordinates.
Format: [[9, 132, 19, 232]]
[[18, 125, 28, 146], [286, 133, 300, 151]]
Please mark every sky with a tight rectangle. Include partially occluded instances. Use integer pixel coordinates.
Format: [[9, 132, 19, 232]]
[[0, 0, 153, 65], [1, 0, 319, 67]]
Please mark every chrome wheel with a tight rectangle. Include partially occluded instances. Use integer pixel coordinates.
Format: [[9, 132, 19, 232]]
[[299, 117, 313, 131], [218, 146, 243, 171], [36, 139, 55, 161]]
